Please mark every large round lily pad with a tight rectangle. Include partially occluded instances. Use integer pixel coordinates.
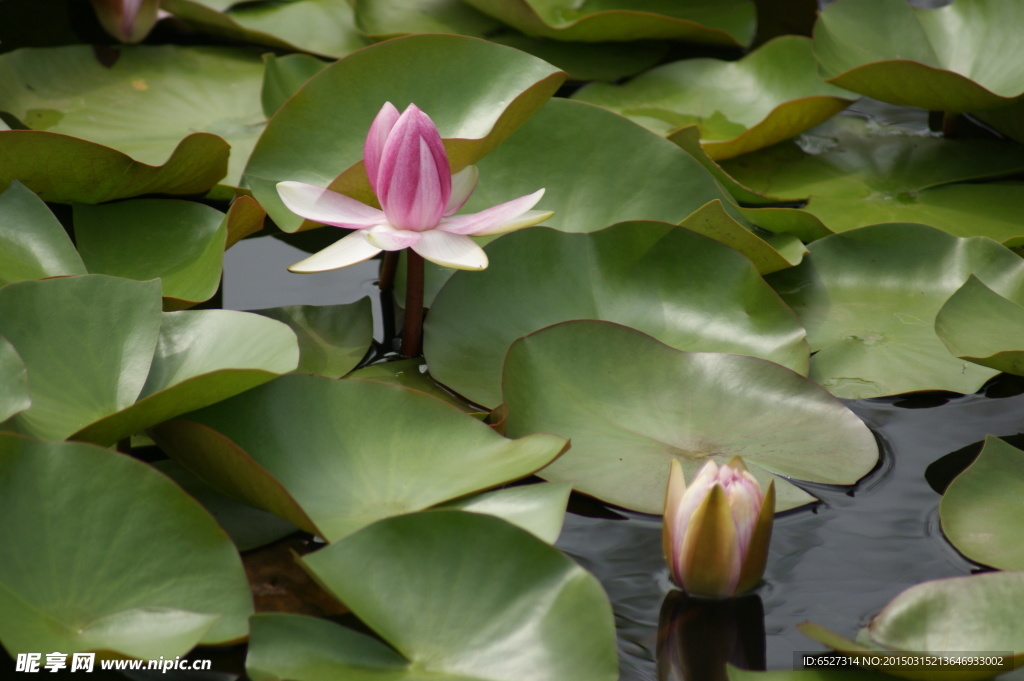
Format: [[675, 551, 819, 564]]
[[940, 435, 1024, 571], [0, 45, 265, 189], [425, 222, 809, 408], [721, 116, 1024, 241], [0, 435, 252, 657], [813, 0, 1024, 111], [243, 33, 565, 233], [768, 223, 1024, 399], [248, 511, 616, 681], [573, 36, 855, 160], [502, 321, 877, 514], [460, 0, 755, 45], [935, 276, 1024, 377], [0, 275, 298, 444], [150, 375, 568, 541], [800, 572, 1024, 681]]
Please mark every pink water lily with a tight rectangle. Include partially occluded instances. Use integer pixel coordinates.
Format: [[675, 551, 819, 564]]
[[663, 457, 775, 598], [278, 102, 553, 272], [90, 0, 161, 43]]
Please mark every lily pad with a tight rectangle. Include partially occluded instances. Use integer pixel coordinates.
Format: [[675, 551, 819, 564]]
[[260, 53, 330, 118], [573, 36, 855, 160], [0, 45, 265, 188], [502, 321, 877, 514], [0, 130, 228, 203], [0, 275, 298, 444], [74, 199, 227, 308], [163, 0, 368, 59], [768, 223, 1024, 399], [813, 0, 1024, 111], [0, 179, 85, 285], [424, 222, 809, 408], [935, 276, 1024, 377], [249, 511, 616, 681], [0, 435, 252, 656], [439, 482, 572, 543], [0, 338, 29, 424], [460, 0, 755, 46], [243, 33, 565, 233], [800, 572, 1024, 681], [150, 375, 568, 541], [251, 299, 373, 378], [939, 436, 1024, 571], [722, 116, 1024, 240], [347, 358, 479, 413]]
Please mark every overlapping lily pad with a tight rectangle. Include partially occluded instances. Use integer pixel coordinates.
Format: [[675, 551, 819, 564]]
[[502, 321, 877, 514], [0, 338, 29, 424], [163, 0, 367, 59], [939, 436, 1024, 571], [768, 223, 1024, 399], [0, 435, 252, 657], [800, 572, 1024, 680], [246, 511, 617, 681], [425, 222, 809, 408], [243, 34, 566, 233], [722, 116, 1024, 240], [460, 0, 756, 46], [814, 0, 1024, 111], [439, 482, 572, 544], [573, 36, 856, 160], [0, 180, 85, 285], [0, 275, 298, 444], [935, 276, 1024, 377], [151, 376, 568, 541], [0, 45, 265, 189], [251, 299, 373, 378]]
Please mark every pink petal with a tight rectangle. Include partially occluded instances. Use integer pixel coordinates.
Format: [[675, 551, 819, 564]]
[[411, 231, 488, 270], [277, 181, 386, 230], [364, 102, 400, 198], [288, 231, 382, 273], [437, 189, 549, 236], [377, 105, 451, 231], [444, 166, 479, 216], [364, 224, 422, 252]]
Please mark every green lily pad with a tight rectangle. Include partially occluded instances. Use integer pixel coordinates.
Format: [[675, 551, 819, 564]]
[[251, 299, 373, 378], [0, 45, 265, 188], [722, 116, 1024, 240], [936, 276, 1024, 376], [425, 222, 809, 408], [573, 36, 855, 160], [973, 98, 1024, 146], [0, 180, 85, 285], [74, 199, 227, 308], [151, 375, 568, 541], [0, 338, 29, 424], [272, 511, 617, 681], [0, 275, 298, 444], [260, 53, 330, 118], [502, 321, 877, 514], [460, 0, 755, 46], [768, 223, 1024, 399], [163, 0, 368, 59], [0, 130, 228, 203], [800, 572, 1024, 681], [939, 436, 1024, 571], [347, 358, 479, 413], [813, 0, 1024, 112], [439, 482, 572, 544], [243, 33, 565, 233], [0, 435, 252, 656]]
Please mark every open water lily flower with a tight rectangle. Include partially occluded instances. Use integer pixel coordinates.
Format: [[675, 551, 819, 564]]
[[277, 102, 553, 273], [663, 457, 775, 598]]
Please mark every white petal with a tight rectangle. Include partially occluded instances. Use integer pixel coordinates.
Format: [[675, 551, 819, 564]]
[[364, 224, 422, 251], [443, 165, 479, 216], [277, 181, 385, 229], [288, 231, 382, 273], [411, 231, 488, 270], [437, 189, 549, 236]]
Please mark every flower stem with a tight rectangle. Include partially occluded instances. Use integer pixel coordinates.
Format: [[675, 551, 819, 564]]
[[400, 250, 425, 357]]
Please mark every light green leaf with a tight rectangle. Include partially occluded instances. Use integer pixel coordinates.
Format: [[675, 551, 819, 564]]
[[936, 276, 1024, 376], [439, 483, 571, 543], [0, 337, 29, 424], [252, 299, 374, 378], [0, 180, 85, 285]]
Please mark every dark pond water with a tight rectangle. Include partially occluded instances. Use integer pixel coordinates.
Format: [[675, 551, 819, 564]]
[[224, 235, 1024, 680]]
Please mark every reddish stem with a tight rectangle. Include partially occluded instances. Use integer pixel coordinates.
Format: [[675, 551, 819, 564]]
[[400, 250, 425, 357]]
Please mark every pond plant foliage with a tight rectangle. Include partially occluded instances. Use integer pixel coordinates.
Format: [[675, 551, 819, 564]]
[[1, 0, 1024, 678]]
